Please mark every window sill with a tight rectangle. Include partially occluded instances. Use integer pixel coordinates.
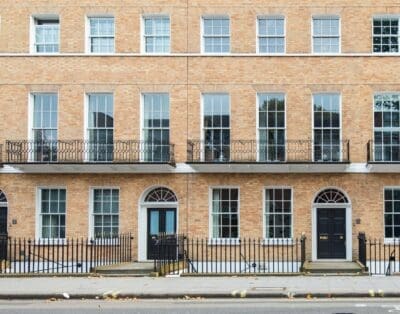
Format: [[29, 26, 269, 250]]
[[88, 239, 121, 246], [208, 238, 240, 245], [263, 238, 294, 245], [31, 52, 60, 55], [35, 238, 66, 245], [384, 238, 400, 245]]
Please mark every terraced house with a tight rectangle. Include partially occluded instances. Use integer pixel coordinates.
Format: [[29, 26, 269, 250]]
[[0, 0, 399, 267]]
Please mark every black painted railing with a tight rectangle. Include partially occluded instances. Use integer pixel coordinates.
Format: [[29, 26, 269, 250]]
[[358, 232, 400, 275], [154, 234, 306, 275], [5, 140, 175, 164], [187, 140, 350, 163], [367, 140, 400, 163], [0, 233, 133, 274]]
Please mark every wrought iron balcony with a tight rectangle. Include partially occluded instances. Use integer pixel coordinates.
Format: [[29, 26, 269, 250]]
[[187, 140, 350, 164], [367, 140, 400, 163], [5, 140, 175, 165]]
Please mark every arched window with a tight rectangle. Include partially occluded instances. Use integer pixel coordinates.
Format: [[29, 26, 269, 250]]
[[0, 191, 7, 204], [144, 187, 177, 202], [314, 188, 349, 204]]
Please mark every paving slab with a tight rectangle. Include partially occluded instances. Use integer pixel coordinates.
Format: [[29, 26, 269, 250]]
[[0, 276, 399, 299]]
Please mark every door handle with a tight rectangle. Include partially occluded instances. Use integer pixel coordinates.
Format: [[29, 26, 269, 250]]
[[319, 235, 328, 240]]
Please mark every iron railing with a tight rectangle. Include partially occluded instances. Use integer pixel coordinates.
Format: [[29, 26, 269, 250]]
[[5, 140, 175, 164], [358, 232, 399, 275], [0, 233, 133, 274], [187, 140, 350, 163], [367, 140, 400, 163], [154, 235, 306, 275]]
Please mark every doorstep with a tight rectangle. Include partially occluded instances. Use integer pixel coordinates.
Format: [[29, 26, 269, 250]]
[[302, 261, 367, 275], [93, 262, 155, 277]]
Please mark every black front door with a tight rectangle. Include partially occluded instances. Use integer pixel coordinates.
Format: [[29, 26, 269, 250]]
[[317, 208, 346, 259], [0, 206, 7, 260], [147, 208, 176, 260]]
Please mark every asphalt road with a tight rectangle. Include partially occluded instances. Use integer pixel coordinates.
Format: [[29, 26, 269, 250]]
[[0, 299, 400, 314]]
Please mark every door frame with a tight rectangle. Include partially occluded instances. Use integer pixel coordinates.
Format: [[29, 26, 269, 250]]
[[138, 186, 179, 261], [312, 204, 352, 261]]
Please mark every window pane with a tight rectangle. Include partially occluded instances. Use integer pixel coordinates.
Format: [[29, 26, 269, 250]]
[[203, 94, 230, 162], [87, 94, 114, 162], [313, 94, 341, 162], [313, 18, 340, 53], [142, 93, 170, 162], [89, 17, 115, 53], [40, 189, 66, 239], [265, 188, 292, 239], [258, 93, 285, 161], [211, 188, 238, 238], [92, 189, 119, 238], [35, 19, 59, 53], [374, 94, 400, 162], [258, 18, 285, 53], [144, 17, 170, 53], [373, 18, 400, 53], [203, 17, 230, 53]]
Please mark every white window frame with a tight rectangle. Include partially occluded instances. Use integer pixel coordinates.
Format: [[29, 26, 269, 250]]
[[200, 93, 231, 162], [84, 92, 114, 162], [28, 92, 59, 162], [30, 14, 60, 54], [372, 15, 400, 54], [208, 186, 240, 244], [88, 187, 120, 241], [140, 93, 170, 162], [373, 92, 400, 162], [311, 15, 341, 54], [85, 15, 115, 54], [201, 15, 231, 54], [311, 92, 342, 162], [141, 14, 171, 54], [35, 187, 67, 243], [263, 186, 293, 244], [256, 15, 286, 54], [383, 186, 400, 243], [256, 92, 287, 162]]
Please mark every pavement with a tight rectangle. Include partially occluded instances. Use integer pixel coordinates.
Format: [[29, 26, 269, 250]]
[[0, 276, 400, 299]]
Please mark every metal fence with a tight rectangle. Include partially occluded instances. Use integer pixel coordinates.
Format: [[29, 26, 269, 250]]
[[187, 139, 350, 163], [358, 232, 400, 275], [154, 235, 306, 275], [5, 140, 175, 164], [0, 234, 133, 274], [367, 140, 400, 163]]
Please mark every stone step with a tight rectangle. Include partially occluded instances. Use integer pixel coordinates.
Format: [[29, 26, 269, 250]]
[[302, 261, 366, 275], [93, 262, 154, 276]]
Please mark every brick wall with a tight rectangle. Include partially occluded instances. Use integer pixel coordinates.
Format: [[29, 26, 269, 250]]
[[0, 0, 399, 261]]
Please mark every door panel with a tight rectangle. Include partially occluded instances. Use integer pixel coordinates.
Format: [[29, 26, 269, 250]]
[[0, 207, 7, 260], [317, 208, 346, 259], [147, 208, 176, 260]]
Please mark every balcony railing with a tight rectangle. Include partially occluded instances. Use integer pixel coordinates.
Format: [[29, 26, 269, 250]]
[[187, 140, 350, 163], [367, 140, 400, 163], [5, 140, 175, 164]]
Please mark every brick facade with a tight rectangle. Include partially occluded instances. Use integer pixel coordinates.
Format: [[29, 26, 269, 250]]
[[0, 0, 399, 261]]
